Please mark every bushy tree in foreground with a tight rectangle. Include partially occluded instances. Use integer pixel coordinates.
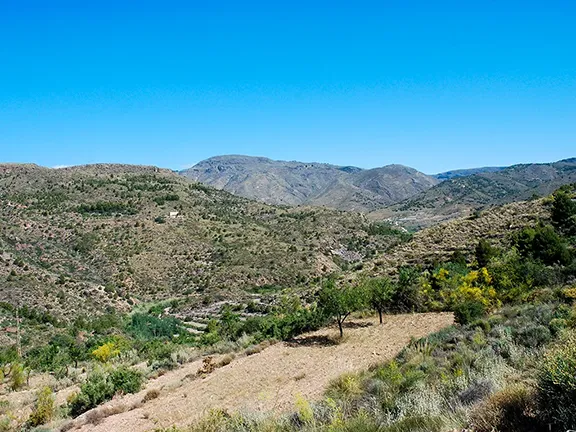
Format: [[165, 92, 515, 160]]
[[318, 280, 366, 337], [476, 239, 496, 268], [365, 277, 397, 324]]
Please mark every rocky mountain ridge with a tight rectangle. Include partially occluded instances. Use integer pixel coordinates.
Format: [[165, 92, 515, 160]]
[[374, 157, 576, 227], [180, 155, 439, 211], [181, 156, 576, 218]]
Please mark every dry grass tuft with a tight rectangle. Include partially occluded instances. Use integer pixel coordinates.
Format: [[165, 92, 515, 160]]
[[142, 388, 161, 403], [217, 353, 235, 367], [244, 345, 262, 356], [85, 403, 128, 425], [468, 385, 538, 432]]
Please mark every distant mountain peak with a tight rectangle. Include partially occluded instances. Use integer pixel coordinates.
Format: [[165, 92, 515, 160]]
[[180, 155, 438, 211]]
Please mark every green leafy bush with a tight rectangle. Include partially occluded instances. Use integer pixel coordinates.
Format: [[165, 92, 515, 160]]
[[538, 331, 576, 430], [69, 370, 113, 416], [138, 340, 176, 364], [127, 313, 182, 340], [514, 324, 552, 347], [476, 239, 496, 268], [551, 190, 576, 236], [515, 224, 572, 266], [69, 367, 142, 417], [453, 300, 486, 325], [9, 363, 25, 391], [27, 386, 55, 427], [391, 266, 423, 312], [109, 366, 143, 394]]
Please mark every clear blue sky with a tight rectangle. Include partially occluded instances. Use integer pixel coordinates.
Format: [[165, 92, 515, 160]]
[[1, 1, 575, 174]]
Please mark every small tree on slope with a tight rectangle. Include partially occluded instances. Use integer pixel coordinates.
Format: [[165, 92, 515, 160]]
[[318, 280, 366, 337], [366, 277, 397, 324]]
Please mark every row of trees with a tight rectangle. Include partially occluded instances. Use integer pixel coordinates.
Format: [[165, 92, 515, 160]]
[[318, 277, 399, 337]]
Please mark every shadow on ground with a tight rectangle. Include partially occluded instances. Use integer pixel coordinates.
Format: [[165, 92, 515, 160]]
[[286, 335, 339, 347]]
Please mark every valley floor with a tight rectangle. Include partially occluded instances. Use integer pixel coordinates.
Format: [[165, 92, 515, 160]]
[[70, 312, 453, 432]]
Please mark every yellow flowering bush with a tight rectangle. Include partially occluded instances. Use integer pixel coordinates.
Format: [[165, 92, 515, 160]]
[[91, 342, 120, 363], [447, 268, 499, 309]]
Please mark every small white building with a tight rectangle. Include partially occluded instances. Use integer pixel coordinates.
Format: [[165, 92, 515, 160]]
[[169, 211, 179, 219]]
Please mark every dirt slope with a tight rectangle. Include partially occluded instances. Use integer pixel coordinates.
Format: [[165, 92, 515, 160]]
[[70, 312, 453, 432]]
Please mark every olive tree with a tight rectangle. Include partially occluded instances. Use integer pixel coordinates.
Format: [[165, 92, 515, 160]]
[[318, 280, 366, 337], [365, 277, 397, 324]]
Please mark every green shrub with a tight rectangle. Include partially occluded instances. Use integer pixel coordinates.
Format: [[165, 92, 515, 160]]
[[515, 224, 572, 266], [128, 313, 182, 340], [69, 370, 114, 416], [27, 386, 55, 427], [326, 373, 363, 400], [150, 358, 178, 372], [139, 340, 176, 364], [469, 318, 491, 334], [551, 190, 576, 236], [548, 318, 568, 335], [538, 331, 576, 430], [391, 267, 422, 312], [9, 363, 25, 391], [69, 367, 143, 417], [514, 324, 552, 347], [476, 239, 496, 268], [109, 366, 143, 394], [453, 300, 486, 325]]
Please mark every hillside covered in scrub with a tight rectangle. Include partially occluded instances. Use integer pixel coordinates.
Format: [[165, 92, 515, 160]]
[[0, 167, 575, 432], [140, 184, 576, 432], [373, 157, 576, 228], [0, 163, 407, 320]]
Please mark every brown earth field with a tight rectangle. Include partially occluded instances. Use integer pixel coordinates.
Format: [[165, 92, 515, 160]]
[[67, 312, 453, 432]]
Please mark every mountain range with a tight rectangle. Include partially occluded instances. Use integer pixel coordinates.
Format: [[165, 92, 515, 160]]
[[180, 155, 439, 211], [181, 155, 576, 224], [375, 157, 576, 227]]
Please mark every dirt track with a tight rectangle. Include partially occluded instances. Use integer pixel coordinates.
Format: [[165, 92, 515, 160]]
[[73, 312, 453, 432]]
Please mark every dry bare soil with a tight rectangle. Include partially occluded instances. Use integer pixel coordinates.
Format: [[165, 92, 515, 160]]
[[71, 312, 453, 432]]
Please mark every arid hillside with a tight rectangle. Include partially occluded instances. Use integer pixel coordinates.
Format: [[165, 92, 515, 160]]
[[374, 158, 576, 228], [361, 199, 548, 279], [181, 155, 439, 211], [0, 163, 405, 320]]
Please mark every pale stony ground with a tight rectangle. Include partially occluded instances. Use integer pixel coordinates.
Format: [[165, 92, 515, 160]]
[[64, 312, 453, 432]]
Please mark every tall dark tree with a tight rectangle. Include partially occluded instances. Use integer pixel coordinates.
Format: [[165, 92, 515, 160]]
[[475, 239, 495, 268], [392, 266, 422, 312], [551, 190, 576, 236]]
